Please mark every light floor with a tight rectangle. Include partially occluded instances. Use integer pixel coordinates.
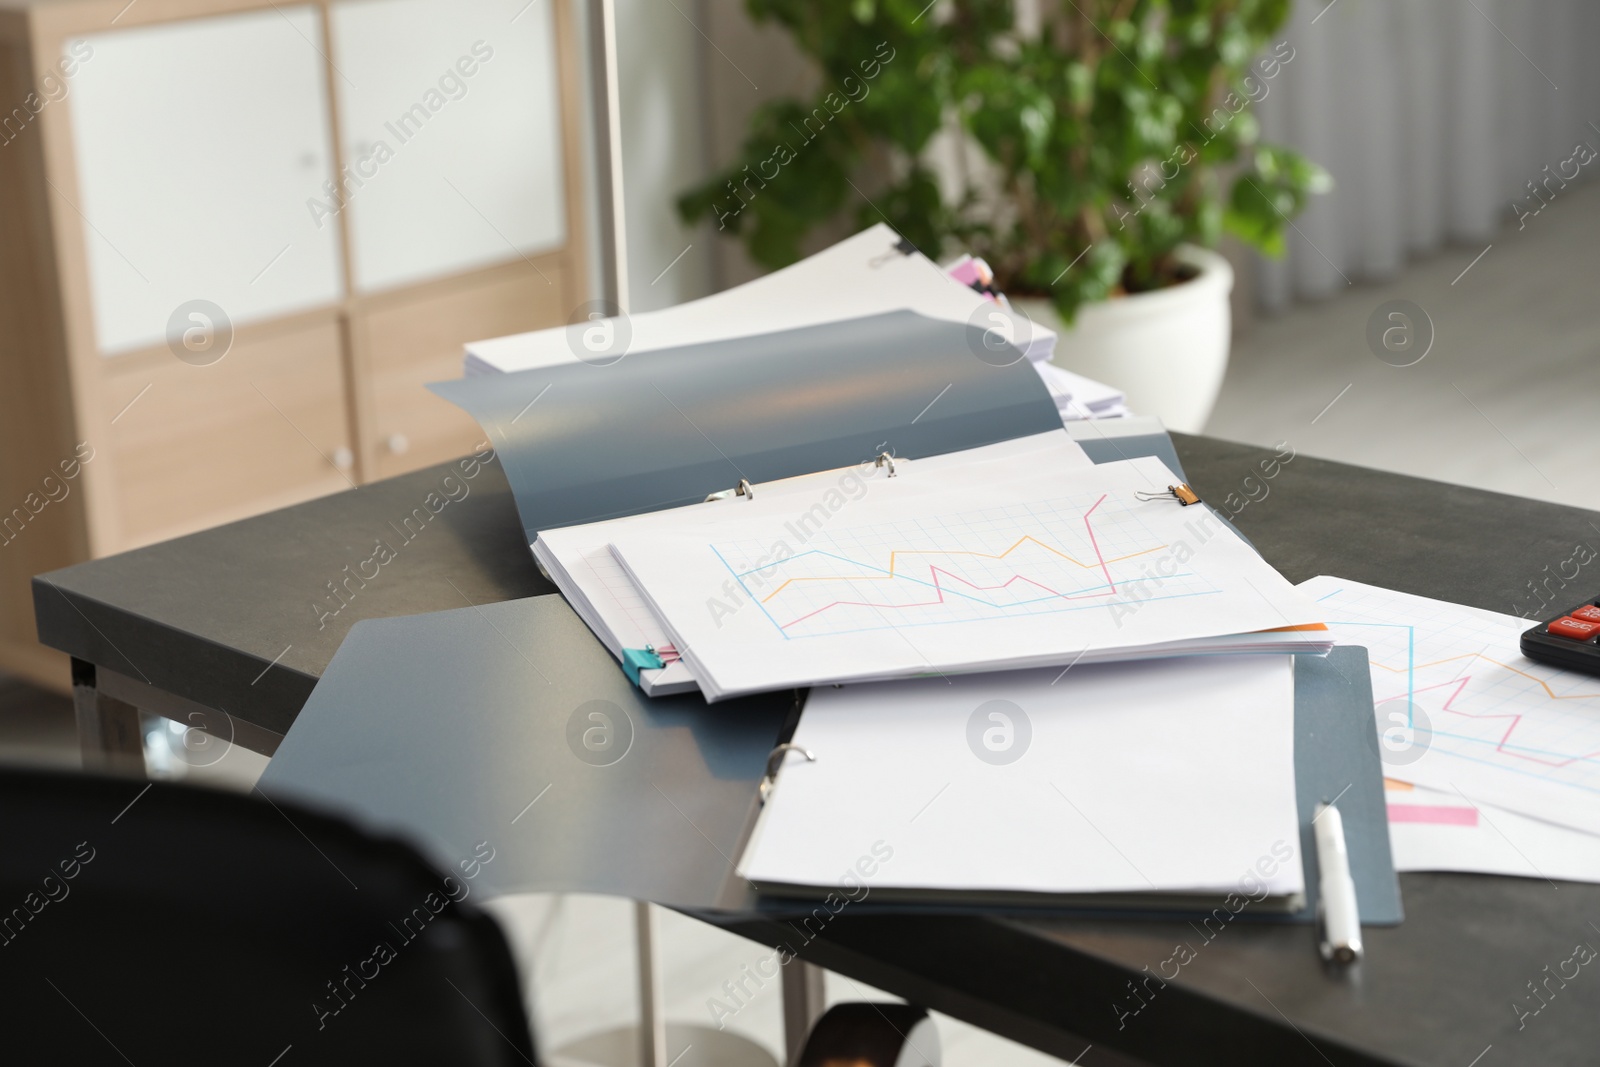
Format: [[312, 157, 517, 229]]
[[4, 187, 1597, 1067], [1207, 181, 1600, 512]]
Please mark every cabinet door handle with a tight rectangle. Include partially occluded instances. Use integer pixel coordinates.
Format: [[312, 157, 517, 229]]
[[331, 446, 355, 472], [386, 433, 410, 456]]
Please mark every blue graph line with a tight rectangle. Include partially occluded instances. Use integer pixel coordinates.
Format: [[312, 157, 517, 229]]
[[1327, 618, 1416, 726], [1326, 589, 1600, 789], [718, 544, 1215, 637], [729, 545, 1198, 617], [1426, 728, 1600, 764], [709, 544, 790, 642], [713, 495, 1214, 640], [766, 586, 1221, 640], [1425, 742, 1600, 796]]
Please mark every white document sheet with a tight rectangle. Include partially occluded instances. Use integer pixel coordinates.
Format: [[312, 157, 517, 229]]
[[739, 656, 1303, 902], [1386, 781, 1600, 885], [1301, 576, 1600, 837], [466, 223, 1055, 373], [533, 432, 1094, 693], [611, 456, 1326, 701], [1035, 360, 1129, 420]]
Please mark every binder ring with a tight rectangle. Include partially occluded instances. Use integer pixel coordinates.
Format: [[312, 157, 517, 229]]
[[759, 742, 816, 803], [705, 478, 756, 503], [875, 452, 896, 477]]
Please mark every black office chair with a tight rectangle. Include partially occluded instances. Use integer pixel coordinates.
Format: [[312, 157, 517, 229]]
[[0, 766, 534, 1065], [0, 768, 937, 1066], [796, 1003, 940, 1067]]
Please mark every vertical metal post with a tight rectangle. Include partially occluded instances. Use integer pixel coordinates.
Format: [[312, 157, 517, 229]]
[[594, 8, 656, 1063], [781, 960, 827, 1066], [634, 901, 666, 1067], [594, 8, 653, 1053], [588, 0, 630, 313], [71, 659, 145, 778]]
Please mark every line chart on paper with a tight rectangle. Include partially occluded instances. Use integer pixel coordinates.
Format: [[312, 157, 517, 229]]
[[1306, 578, 1600, 800], [710, 492, 1219, 639]]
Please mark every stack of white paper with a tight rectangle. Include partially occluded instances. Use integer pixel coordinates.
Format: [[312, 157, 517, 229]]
[[740, 656, 1305, 907], [463, 224, 1139, 424], [535, 431, 1097, 695], [1035, 360, 1130, 421], [583, 452, 1327, 701], [464, 224, 1058, 375]]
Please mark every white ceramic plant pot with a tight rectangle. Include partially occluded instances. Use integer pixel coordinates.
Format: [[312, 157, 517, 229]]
[[1016, 245, 1234, 434]]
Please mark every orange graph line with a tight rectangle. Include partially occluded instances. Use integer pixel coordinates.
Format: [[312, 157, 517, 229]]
[[1369, 652, 1600, 701], [758, 536, 1168, 604]]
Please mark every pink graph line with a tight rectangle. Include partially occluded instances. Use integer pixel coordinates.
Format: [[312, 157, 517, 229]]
[[778, 495, 1120, 630], [1386, 802, 1478, 827], [1385, 675, 1600, 770], [1082, 494, 1115, 594]]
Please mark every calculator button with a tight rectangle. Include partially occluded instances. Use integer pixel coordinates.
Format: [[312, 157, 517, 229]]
[[1547, 616, 1600, 641], [1571, 605, 1600, 624]]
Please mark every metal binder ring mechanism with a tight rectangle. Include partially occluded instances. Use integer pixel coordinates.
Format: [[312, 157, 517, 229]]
[[759, 742, 816, 803], [1135, 483, 1202, 506], [704, 478, 755, 503], [875, 451, 896, 477]]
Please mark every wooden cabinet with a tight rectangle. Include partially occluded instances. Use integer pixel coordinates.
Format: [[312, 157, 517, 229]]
[[67, 6, 346, 354], [101, 315, 356, 544], [353, 262, 570, 481], [329, 0, 569, 293], [0, 0, 588, 690]]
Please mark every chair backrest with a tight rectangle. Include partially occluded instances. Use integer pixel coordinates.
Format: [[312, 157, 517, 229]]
[[0, 767, 537, 1065]]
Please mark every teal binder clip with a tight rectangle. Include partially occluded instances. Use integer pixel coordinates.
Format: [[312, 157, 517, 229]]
[[622, 647, 665, 686]]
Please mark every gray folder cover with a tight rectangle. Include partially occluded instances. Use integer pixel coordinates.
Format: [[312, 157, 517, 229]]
[[1292, 645, 1402, 925], [259, 595, 789, 911], [429, 310, 1063, 538], [1071, 430, 1187, 480], [258, 598, 1400, 924]]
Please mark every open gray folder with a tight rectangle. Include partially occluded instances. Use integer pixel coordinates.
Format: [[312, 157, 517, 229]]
[[258, 595, 1401, 924], [428, 310, 1065, 537]]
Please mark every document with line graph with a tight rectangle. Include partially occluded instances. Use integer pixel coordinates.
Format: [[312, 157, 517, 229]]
[[533, 430, 1094, 695], [1300, 576, 1600, 838], [608, 456, 1328, 701]]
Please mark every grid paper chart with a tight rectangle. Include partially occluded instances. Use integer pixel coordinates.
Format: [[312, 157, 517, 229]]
[[713, 492, 1220, 640], [1304, 577, 1600, 833]]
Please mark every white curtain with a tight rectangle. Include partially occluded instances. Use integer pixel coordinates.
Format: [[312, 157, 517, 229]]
[[1253, 0, 1600, 308]]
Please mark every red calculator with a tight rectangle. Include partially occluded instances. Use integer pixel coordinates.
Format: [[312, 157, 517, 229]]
[[1521, 600, 1600, 675]]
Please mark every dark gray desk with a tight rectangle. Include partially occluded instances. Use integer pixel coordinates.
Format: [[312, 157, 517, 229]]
[[34, 435, 1600, 1066]]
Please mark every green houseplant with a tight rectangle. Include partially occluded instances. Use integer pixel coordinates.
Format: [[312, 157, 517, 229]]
[[678, 0, 1327, 331]]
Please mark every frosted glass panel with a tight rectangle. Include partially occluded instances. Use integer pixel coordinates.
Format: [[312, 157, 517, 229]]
[[330, 0, 567, 293], [68, 7, 345, 356]]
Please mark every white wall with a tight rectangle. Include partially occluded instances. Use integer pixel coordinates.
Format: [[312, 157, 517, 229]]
[[609, 0, 717, 313]]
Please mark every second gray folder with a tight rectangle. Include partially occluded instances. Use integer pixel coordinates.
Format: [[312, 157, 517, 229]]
[[258, 595, 1400, 923]]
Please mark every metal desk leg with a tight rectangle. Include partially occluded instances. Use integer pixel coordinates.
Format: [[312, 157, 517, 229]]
[[71, 659, 145, 778], [636, 900, 666, 1067], [547, 901, 780, 1067], [782, 960, 826, 1066]]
